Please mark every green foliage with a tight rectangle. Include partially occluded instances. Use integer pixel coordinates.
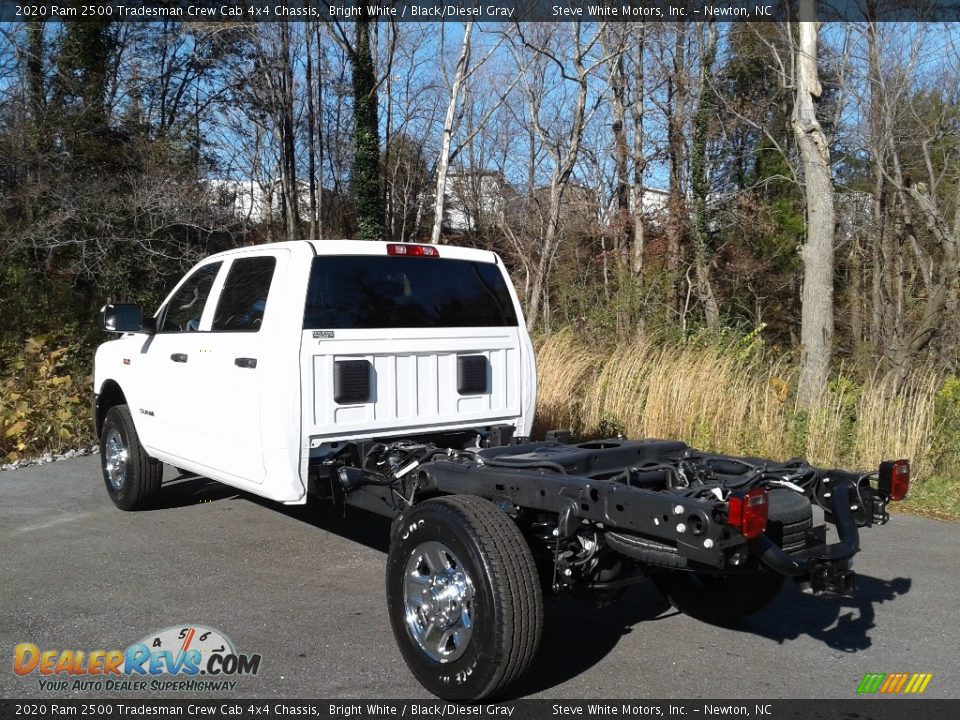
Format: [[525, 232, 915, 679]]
[[680, 323, 768, 362], [902, 374, 960, 519], [786, 409, 809, 459], [351, 18, 385, 240], [933, 376, 960, 466], [50, 22, 117, 154], [595, 416, 625, 439], [824, 373, 863, 459], [0, 336, 93, 462]]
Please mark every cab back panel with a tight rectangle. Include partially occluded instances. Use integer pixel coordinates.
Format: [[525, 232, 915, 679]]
[[303, 329, 522, 441]]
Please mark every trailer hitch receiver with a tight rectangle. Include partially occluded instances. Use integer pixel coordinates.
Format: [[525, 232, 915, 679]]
[[797, 560, 857, 596]]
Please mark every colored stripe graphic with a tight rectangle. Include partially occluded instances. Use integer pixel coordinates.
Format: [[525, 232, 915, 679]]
[[857, 673, 886, 693], [906, 674, 933, 694], [857, 672, 932, 694], [879, 673, 898, 693]]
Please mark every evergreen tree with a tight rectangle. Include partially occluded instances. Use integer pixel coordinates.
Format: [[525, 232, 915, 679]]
[[351, 15, 385, 240]]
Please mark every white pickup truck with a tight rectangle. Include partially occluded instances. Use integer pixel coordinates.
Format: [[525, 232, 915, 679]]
[[94, 240, 909, 700]]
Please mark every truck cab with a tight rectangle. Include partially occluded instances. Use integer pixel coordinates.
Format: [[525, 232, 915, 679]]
[[93, 240, 536, 505]]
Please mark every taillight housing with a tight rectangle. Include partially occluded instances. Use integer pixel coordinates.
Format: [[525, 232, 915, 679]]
[[727, 488, 769, 539], [878, 459, 910, 501], [387, 243, 439, 257]]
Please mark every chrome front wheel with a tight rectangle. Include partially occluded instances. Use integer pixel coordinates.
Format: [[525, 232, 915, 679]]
[[104, 428, 128, 490], [99, 405, 162, 511]]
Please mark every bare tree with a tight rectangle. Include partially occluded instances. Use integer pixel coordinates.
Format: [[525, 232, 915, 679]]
[[305, 21, 322, 239], [602, 25, 631, 269], [628, 23, 648, 278], [665, 22, 689, 305], [863, 13, 960, 383], [431, 22, 474, 245], [793, 1, 836, 407], [427, 24, 523, 245], [690, 20, 720, 328], [511, 22, 607, 331]]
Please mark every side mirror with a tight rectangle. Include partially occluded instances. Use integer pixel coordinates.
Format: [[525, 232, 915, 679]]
[[98, 304, 151, 334]]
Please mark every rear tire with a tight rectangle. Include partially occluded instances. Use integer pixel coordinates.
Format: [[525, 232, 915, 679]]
[[100, 405, 162, 511], [386, 495, 543, 700], [652, 568, 784, 625]]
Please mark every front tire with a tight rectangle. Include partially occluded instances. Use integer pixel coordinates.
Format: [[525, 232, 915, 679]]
[[386, 495, 543, 700], [100, 405, 162, 511], [652, 568, 784, 625]]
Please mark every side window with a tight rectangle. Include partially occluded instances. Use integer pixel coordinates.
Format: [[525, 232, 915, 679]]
[[212, 256, 277, 332], [159, 262, 222, 333]]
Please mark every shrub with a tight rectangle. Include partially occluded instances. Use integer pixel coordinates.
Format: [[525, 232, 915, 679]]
[[0, 336, 93, 461], [933, 375, 960, 463]]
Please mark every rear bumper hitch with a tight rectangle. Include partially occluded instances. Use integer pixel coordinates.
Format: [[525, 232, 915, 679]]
[[751, 480, 861, 595]]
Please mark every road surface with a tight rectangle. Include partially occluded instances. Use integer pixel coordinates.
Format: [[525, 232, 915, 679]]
[[2, 457, 957, 699]]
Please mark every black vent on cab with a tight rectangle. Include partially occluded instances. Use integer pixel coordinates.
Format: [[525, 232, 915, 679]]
[[334, 360, 372, 404], [458, 355, 488, 395]]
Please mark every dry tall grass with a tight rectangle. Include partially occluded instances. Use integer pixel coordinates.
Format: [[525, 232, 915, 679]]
[[535, 333, 941, 481]]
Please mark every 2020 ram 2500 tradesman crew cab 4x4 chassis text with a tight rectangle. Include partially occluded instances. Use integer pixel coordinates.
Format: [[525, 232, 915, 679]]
[[93, 240, 910, 700]]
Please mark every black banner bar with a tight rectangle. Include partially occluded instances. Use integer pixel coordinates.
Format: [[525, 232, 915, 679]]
[[2, 0, 960, 23], [1, 700, 959, 720]]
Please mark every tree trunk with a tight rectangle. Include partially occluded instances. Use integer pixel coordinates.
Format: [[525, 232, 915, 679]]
[[523, 26, 595, 331], [605, 27, 630, 266], [630, 23, 646, 277], [431, 22, 474, 245], [305, 24, 318, 240], [352, 15, 385, 240], [26, 23, 45, 133], [849, 227, 863, 355], [666, 23, 688, 313], [792, 5, 835, 408], [690, 21, 719, 329], [317, 25, 325, 238], [277, 23, 299, 241]]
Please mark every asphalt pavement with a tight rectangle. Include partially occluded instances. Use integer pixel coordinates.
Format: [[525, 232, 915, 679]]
[[2, 456, 958, 700]]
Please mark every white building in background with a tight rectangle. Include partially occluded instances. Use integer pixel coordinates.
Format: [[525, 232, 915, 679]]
[[205, 179, 270, 223], [206, 172, 674, 236], [442, 171, 672, 233], [441, 171, 508, 232], [600, 186, 670, 228], [205, 178, 320, 224]]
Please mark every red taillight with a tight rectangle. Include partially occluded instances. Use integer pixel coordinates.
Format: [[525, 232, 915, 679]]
[[386, 243, 439, 257], [879, 459, 910, 501], [727, 488, 769, 539]]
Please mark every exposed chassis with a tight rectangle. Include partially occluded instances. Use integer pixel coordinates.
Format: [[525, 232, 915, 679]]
[[311, 432, 898, 598]]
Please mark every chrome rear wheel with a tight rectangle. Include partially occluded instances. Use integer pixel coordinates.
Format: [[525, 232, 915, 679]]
[[403, 540, 475, 663]]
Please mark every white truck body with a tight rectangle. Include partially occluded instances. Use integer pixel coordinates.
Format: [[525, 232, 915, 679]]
[[93, 240, 536, 505]]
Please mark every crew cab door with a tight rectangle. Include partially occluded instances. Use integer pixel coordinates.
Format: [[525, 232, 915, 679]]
[[196, 251, 287, 485], [135, 260, 224, 461]]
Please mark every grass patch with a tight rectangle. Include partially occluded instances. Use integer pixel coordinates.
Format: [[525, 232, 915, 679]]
[[898, 474, 960, 520], [535, 332, 959, 520]]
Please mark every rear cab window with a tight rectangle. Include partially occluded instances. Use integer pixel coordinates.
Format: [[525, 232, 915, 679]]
[[213, 256, 278, 332], [303, 256, 518, 329]]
